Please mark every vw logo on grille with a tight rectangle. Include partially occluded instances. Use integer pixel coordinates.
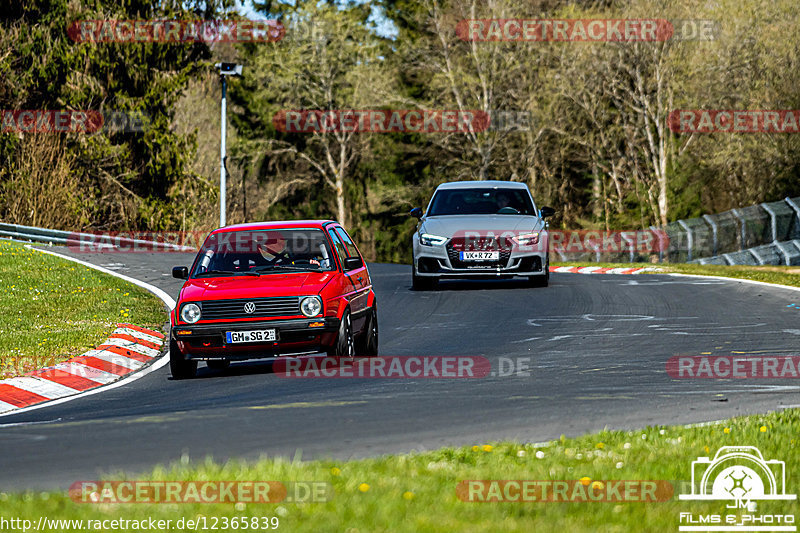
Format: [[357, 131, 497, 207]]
[[243, 302, 257, 314]]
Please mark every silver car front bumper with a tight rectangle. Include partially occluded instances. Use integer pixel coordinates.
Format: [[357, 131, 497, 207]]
[[413, 239, 547, 278]]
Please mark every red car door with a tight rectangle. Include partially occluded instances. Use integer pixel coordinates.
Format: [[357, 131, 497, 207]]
[[329, 226, 370, 331]]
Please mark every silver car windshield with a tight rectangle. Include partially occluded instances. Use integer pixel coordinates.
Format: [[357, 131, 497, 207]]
[[427, 188, 536, 216]]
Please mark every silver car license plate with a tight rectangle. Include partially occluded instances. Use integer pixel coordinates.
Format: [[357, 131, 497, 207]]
[[459, 251, 500, 261]]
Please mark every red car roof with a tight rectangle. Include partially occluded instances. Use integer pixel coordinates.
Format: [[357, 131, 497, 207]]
[[211, 220, 336, 233]]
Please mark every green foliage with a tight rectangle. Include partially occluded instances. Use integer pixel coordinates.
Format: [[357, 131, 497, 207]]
[[0, 0, 227, 230], [4, 0, 800, 262]]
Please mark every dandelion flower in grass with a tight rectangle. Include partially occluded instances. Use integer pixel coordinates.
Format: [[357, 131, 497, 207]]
[[402, 491, 414, 500], [704, 446, 710, 454], [579, 477, 591, 486], [482, 444, 493, 452], [596, 442, 604, 449], [330, 467, 341, 476], [472, 445, 479, 452], [358, 483, 370, 493], [724, 427, 731, 434], [760, 426, 767, 433], [591, 481, 604, 491]]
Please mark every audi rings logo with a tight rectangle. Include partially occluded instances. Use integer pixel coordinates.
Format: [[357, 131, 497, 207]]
[[243, 302, 256, 314]]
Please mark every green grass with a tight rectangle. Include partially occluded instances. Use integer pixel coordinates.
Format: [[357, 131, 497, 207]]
[[553, 261, 800, 288], [0, 240, 168, 378], [1, 409, 797, 532]]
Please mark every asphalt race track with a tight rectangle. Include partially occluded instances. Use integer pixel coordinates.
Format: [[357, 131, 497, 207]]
[[1, 248, 799, 489]]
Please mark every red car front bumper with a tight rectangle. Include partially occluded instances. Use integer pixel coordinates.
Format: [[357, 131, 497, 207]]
[[171, 317, 340, 360]]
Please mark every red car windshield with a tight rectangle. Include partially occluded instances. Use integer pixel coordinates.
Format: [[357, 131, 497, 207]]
[[191, 229, 336, 277]]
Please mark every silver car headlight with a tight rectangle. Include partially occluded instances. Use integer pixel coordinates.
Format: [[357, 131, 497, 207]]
[[512, 232, 540, 246], [180, 303, 201, 323], [300, 296, 323, 317], [419, 233, 448, 246]]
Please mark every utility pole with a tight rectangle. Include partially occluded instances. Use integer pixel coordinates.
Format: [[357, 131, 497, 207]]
[[215, 62, 243, 228]]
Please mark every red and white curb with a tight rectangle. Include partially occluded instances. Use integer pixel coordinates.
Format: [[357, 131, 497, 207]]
[[0, 324, 165, 414], [0, 245, 177, 417], [549, 265, 662, 275]]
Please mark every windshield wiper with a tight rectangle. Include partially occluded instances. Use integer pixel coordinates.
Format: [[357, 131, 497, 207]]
[[195, 270, 260, 277], [254, 264, 318, 273], [195, 270, 235, 277]]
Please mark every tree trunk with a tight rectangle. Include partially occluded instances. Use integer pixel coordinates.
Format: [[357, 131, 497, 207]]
[[335, 175, 346, 226]]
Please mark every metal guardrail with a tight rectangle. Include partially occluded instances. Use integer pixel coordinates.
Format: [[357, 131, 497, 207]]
[[0, 222, 195, 252], [555, 196, 800, 265]]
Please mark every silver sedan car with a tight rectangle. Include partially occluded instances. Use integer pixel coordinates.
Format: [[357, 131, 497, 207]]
[[410, 181, 554, 290]]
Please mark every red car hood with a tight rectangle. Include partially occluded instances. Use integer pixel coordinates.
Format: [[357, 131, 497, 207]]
[[180, 272, 336, 301]]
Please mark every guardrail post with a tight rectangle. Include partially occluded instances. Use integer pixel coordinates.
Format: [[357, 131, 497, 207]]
[[760, 203, 778, 243], [785, 197, 800, 229], [650, 225, 664, 263], [677, 220, 693, 262], [702, 214, 718, 256], [731, 208, 747, 250]]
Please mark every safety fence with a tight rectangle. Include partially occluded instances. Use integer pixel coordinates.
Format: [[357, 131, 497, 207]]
[[554, 197, 800, 265]]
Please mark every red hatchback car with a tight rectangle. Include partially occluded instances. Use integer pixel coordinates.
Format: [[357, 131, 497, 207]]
[[169, 220, 378, 379]]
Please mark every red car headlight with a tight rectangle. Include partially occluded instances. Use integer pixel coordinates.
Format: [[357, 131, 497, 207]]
[[300, 296, 322, 317], [180, 303, 201, 323]]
